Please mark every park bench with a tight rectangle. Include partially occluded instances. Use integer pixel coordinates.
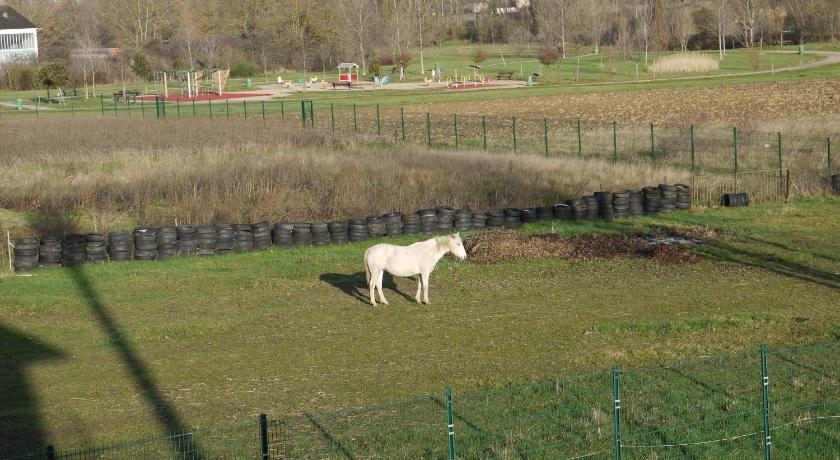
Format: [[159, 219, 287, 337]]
[[531, 73, 540, 82], [496, 71, 514, 80], [332, 81, 352, 91], [112, 90, 140, 104]]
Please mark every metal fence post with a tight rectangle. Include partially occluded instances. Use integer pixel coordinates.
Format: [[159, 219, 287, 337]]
[[612, 121, 618, 162], [690, 125, 696, 173], [113, 97, 118, 117], [454, 113, 459, 149], [512, 117, 517, 154], [192, 99, 196, 117], [761, 344, 772, 460], [225, 99, 230, 120], [46, 445, 55, 460], [446, 387, 456, 460], [733, 127, 738, 175], [577, 119, 582, 155], [400, 107, 406, 142], [544, 118, 549, 156], [330, 102, 335, 132], [35, 97, 39, 118], [281, 100, 285, 120], [427, 112, 432, 148], [376, 104, 381, 136], [352, 103, 357, 132], [176, 99, 181, 120], [827, 137, 832, 174], [100, 95, 104, 116], [261, 100, 266, 126], [141, 98, 145, 118], [259, 413, 269, 460], [612, 364, 622, 460], [649, 123, 655, 164], [208, 99, 213, 118], [243, 100, 248, 120], [71, 97, 75, 117], [777, 132, 783, 170], [481, 116, 487, 150]]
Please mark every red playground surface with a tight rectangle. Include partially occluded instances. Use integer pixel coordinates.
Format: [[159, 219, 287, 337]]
[[434, 83, 504, 91], [137, 92, 271, 102]]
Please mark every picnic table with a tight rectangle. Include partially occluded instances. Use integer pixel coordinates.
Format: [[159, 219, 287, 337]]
[[496, 71, 514, 80], [112, 90, 141, 104]]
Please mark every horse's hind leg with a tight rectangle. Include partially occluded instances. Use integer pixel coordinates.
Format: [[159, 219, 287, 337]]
[[421, 272, 431, 305], [368, 268, 378, 306], [376, 271, 389, 305]]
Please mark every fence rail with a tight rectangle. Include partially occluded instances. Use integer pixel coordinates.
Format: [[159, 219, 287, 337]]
[[4, 340, 839, 459]]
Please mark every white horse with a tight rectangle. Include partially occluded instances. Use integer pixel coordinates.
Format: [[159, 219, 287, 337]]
[[364, 234, 467, 306]]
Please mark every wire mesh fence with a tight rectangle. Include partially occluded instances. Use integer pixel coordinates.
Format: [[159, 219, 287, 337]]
[[3, 341, 838, 460]]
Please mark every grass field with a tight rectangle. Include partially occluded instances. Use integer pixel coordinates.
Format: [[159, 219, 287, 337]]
[[1, 197, 838, 456]]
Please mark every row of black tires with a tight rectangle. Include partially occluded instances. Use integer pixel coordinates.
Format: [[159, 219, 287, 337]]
[[11, 184, 693, 272], [832, 174, 840, 195]]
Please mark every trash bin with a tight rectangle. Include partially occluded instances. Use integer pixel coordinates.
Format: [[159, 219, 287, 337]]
[[245, 78, 252, 88], [798, 45, 805, 54], [527, 75, 533, 86], [16, 99, 22, 110]]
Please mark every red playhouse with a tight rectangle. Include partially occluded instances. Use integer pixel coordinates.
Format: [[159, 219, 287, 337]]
[[337, 63, 359, 82]]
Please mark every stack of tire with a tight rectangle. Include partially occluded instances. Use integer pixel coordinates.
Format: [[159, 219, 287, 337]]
[[554, 203, 572, 220], [628, 190, 644, 217], [402, 213, 421, 235], [176, 225, 197, 257], [38, 236, 63, 268], [215, 224, 235, 255], [311, 223, 331, 246], [643, 187, 661, 215], [291, 223, 311, 247], [658, 184, 677, 213], [486, 211, 505, 230], [594, 192, 614, 221], [503, 208, 523, 229], [454, 209, 472, 232], [12, 237, 38, 272], [348, 219, 368, 242], [328, 221, 349, 244], [611, 192, 629, 218], [234, 224, 254, 252], [583, 197, 599, 220], [108, 231, 132, 261], [85, 233, 107, 264], [272, 223, 294, 248], [471, 212, 487, 230], [252, 222, 272, 250], [676, 184, 692, 210], [133, 228, 157, 261], [436, 207, 456, 233], [566, 199, 586, 221], [366, 217, 386, 238], [418, 210, 437, 234], [521, 208, 538, 224], [157, 227, 178, 259], [722, 193, 750, 207], [537, 206, 554, 220], [196, 226, 218, 256], [383, 212, 403, 237], [833, 174, 840, 195]]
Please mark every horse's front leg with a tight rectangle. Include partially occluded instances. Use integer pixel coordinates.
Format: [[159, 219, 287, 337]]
[[421, 271, 430, 304], [415, 275, 423, 304]]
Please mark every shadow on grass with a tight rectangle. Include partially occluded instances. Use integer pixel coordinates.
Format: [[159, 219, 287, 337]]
[[304, 413, 354, 460], [0, 325, 65, 457], [66, 266, 203, 458], [320, 272, 415, 305]]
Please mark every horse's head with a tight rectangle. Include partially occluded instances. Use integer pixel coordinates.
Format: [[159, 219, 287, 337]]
[[449, 233, 467, 260]]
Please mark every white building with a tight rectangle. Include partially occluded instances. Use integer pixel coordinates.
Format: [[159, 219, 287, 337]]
[[0, 5, 38, 66]]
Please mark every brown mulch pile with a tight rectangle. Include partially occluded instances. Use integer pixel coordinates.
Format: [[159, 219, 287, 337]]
[[464, 232, 702, 264]]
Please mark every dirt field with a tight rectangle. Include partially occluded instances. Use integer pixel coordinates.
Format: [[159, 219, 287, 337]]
[[407, 79, 840, 125]]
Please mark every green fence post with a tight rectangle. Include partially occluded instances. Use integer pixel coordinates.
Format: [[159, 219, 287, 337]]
[[650, 123, 655, 164], [481, 116, 487, 150], [127, 99, 132, 117], [310, 102, 315, 128], [512, 117, 518, 154], [612, 121, 618, 162], [176, 99, 181, 120], [544, 118, 549, 157], [446, 387, 456, 460], [352, 104, 357, 132], [761, 344, 771, 460], [259, 413, 269, 460], [427, 112, 432, 148], [376, 104, 381, 136], [400, 107, 406, 142], [777, 132, 783, 170], [612, 364, 622, 460], [733, 127, 738, 175], [113, 97, 118, 117], [141, 98, 145, 118], [690, 125, 696, 173], [261, 100, 266, 126], [209, 99, 213, 118], [577, 119, 582, 155], [100, 95, 104, 116], [281, 100, 285, 120], [35, 97, 39, 118], [243, 100, 247, 120], [454, 113, 459, 149], [827, 137, 832, 174], [328, 102, 334, 132], [225, 99, 230, 120], [46, 445, 54, 460], [192, 99, 196, 117], [71, 97, 75, 117]]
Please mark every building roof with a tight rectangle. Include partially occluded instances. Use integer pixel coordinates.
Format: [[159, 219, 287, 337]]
[[337, 63, 359, 69], [0, 5, 36, 30]]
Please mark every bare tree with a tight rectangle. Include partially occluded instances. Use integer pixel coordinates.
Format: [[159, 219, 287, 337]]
[[734, 0, 760, 48], [713, 0, 730, 59], [341, 0, 373, 72], [636, 0, 654, 65], [671, 0, 695, 52], [412, 0, 434, 74]]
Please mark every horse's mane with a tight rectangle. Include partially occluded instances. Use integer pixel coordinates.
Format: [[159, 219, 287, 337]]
[[435, 235, 452, 251]]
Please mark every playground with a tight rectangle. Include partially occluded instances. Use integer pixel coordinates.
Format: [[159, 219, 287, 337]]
[[136, 92, 271, 102]]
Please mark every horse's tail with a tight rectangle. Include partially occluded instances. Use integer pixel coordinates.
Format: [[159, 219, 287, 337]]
[[364, 247, 371, 284]]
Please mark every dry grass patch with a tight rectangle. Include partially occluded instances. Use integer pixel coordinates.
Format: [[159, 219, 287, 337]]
[[650, 54, 720, 74]]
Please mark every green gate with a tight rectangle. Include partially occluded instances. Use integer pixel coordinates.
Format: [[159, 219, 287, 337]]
[[301, 100, 314, 127]]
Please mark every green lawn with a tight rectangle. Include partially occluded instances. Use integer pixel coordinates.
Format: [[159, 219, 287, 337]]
[[1, 197, 838, 457]]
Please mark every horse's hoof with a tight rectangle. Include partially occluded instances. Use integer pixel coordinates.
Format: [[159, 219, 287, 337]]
[[382, 300, 390, 305]]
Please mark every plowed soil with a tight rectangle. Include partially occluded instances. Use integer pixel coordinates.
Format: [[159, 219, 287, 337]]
[[410, 79, 840, 125], [464, 232, 702, 264]]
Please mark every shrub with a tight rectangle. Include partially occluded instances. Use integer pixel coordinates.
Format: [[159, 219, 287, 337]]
[[230, 61, 259, 78], [129, 53, 153, 81], [4, 66, 38, 90], [538, 45, 560, 66], [38, 61, 70, 95], [396, 53, 412, 68], [472, 49, 488, 64], [368, 57, 381, 76]]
